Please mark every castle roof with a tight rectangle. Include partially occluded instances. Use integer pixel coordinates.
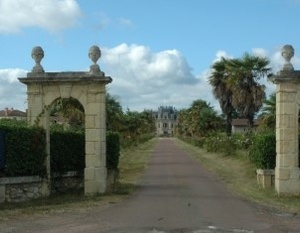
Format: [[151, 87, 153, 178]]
[[0, 108, 27, 117]]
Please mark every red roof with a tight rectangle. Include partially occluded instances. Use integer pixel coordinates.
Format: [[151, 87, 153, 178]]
[[0, 108, 27, 117]]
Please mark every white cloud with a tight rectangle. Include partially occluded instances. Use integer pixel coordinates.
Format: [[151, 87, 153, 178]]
[[212, 50, 233, 63], [0, 69, 27, 111], [0, 0, 82, 34], [252, 48, 268, 58], [0, 45, 293, 114], [101, 44, 202, 111], [102, 45, 285, 112]]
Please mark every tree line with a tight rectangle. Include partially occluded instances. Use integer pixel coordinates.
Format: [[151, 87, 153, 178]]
[[50, 93, 156, 145], [50, 51, 275, 140], [176, 52, 274, 139]]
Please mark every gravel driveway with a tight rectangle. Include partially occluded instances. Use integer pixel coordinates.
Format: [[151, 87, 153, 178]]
[[1, 138, 300, 233]]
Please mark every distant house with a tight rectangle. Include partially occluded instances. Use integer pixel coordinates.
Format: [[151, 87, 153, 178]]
[[0, 108, 27, 121], [231, 119, 259, 134], [152, 106, 178, 136]]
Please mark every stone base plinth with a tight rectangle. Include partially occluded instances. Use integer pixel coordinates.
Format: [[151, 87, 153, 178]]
[[84, 167, 107, 195], [275, 167, 300, 195], [256, 169, 275, 189]]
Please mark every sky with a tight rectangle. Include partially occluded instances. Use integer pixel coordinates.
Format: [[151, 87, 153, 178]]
[[1, 0, 300, 113]]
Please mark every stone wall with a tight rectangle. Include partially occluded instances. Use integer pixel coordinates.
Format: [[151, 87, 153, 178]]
[[52, 172, 83, 194], [0, 176, 45, 203], [0, 172, 84, 203]]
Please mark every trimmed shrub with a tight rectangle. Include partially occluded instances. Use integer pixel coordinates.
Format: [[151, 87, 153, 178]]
[[106, 131, 120, 170], [50, 130, 85, 175], [0, 119, 47, 177], [204, 134, 237, 156], [249, 132, 276, 169], [1, 119, 122, 177]]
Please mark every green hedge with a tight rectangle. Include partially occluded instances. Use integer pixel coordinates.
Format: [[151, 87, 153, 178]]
[[1, 119, 121, 177], [248, 133, 276, 169], [51, 130, 121, 173], [106, 131, 120, 170], [204, 134, 238, 156], [50, 130, 85, 175], [0, 119, 47, 177]]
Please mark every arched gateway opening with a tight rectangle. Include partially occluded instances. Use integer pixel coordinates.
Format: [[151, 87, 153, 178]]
[[18, 46, 112, 196]]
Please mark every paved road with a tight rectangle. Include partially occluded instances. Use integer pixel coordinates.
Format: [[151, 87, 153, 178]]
[[1, 138, 300, 233]]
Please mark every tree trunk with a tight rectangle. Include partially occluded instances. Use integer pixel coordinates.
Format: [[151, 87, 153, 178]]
[[226, 114, 232, 136]]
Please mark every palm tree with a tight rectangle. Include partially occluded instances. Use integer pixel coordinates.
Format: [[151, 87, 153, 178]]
[[258, 92, 276, 129], [209, 58, 234, 135], [227, 53, 271, 127]]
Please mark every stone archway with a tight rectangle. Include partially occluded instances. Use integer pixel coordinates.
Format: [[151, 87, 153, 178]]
[[272, 44, 300, 195], [19, 46, 112, 196]]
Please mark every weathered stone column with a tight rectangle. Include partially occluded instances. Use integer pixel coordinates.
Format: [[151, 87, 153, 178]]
[[19, 45, 112, 196], [273, 45, 300, 195]]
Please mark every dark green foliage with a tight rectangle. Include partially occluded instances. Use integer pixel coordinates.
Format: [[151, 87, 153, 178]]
[[106, 131, 120, 170], [196, 132, 253, 156], [204, 134, 237, 156], [0, 119, 47, 177], [50, 130, 85, 175], [178, 136, 205, 148], [249, 133, 276, 169], [120, 133, 155, 148], [0, 118, 133, 178]]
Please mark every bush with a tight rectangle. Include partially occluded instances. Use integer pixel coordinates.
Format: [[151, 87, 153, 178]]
[[249, 132, 276, 169], [0, 119, 122, 177], [50, 130, 85, 175], [106, 131, 120, 170], [120, 133, 155, 148], [0, 119, 47, 177], [204, 133, 237, 156]]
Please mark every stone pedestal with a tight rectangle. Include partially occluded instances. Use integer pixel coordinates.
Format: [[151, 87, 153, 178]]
[[256, 169, 275, 189]]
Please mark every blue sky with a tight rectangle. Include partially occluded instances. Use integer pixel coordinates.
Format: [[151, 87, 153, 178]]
[[1, 0, 300, 112]]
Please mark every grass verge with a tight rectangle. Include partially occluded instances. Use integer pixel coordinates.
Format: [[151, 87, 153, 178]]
[[115, 137, 157, 194], [174, 138, 300, 214], [0, 138, 157, 219]]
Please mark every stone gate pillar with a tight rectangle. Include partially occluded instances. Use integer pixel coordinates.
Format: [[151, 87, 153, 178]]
[[273, 44, 300, 195], [19, 45, 112, 196]]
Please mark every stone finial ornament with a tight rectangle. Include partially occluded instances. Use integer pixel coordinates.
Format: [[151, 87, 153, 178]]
[[89, 45, 101, 74], [281, 44, 294, 71], [31, 46, 45, 73]]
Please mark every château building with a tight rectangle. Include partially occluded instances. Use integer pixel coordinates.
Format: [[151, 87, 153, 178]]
[[0, 108, 27, 121], [153, 106, 177, 136]]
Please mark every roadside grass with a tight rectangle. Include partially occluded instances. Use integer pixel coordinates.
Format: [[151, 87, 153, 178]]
[[115, 137, 157, 194], [3, 136, 299, 218], [0, 138, 157, 219], [174, 138, 300, 214]]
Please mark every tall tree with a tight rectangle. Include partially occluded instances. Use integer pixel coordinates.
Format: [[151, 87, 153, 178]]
[[176, 99, 223, 138], [209, 53, 271, 130], [209, 58, 234, 135], [258, 92, 276, 129], [227, 53, 271, 127]]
